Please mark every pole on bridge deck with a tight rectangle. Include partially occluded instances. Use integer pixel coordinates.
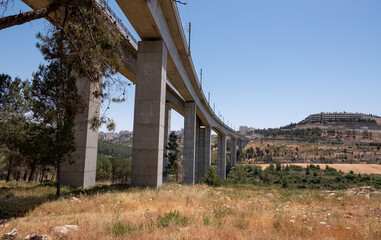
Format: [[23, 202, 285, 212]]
[[199, 68, 202, 89], [188, 22, 191, 52]]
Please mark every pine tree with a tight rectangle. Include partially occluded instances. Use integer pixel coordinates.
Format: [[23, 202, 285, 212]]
[[306, 166, 310, 175], [0, 74, 31, 181], [166, 132, 181, 182], [202, 167, 222, 187], [31, 29, 83, 197]]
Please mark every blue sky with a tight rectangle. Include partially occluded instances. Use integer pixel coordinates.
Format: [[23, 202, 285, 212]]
[[1, 0, 380, 131]]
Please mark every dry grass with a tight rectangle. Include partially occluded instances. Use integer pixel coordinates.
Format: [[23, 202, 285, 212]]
[[252, 163, 381, 175], [1, 182, 381, 239]]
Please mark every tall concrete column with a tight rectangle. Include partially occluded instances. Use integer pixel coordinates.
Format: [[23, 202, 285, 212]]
[[61, 77, 101, 188], [203, 126, 212, 179], [238, 139, 243, 153], [162, 103, 171, 183], [183, 102, 196, 184], [231, 138, 237, 167], [131, 40, 167, 187], [194, 121, 200, 182], [217, 134, 227, 180], [196, 126, 205, 182]]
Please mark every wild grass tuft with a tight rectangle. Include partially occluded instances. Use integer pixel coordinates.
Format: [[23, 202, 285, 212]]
[[157, 210, 189, 227]]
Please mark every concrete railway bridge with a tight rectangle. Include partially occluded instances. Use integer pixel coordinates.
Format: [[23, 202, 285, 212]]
[[22, 0, 250, 188]]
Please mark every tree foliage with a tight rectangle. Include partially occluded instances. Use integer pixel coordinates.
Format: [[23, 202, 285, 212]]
[[0, 0, 130, 194], [166, 132, 182, 182], [0, 74, 31, 181], [202, 167, 222, 187]]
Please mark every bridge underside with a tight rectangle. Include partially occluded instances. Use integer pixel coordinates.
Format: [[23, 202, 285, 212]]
[[21, 0, 250, 188]]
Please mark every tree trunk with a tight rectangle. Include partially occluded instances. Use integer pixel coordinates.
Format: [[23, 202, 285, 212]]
[[0, 1, 64, 30], [23, 170, 28, 181], [56, 160, 61, 197], [40, 169, 46, 183], [6, 155, 13, 182], [28, 165, 36, 182]]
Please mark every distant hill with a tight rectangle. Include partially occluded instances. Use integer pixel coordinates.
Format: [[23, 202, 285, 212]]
[[98, 139, 132, 158], [299, 112, 380, 125], [245, 112, 381, 143], [294, 113, 381, 140]]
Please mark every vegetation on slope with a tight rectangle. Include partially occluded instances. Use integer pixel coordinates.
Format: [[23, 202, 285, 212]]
[[241, 141, 381, 164], [98, 140, 132, 159], [226, 164, 381, 190]]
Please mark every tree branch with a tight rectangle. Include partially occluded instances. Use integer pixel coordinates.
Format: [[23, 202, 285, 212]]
[[173, 0, 187, 5], [0, 1, 63, 30]]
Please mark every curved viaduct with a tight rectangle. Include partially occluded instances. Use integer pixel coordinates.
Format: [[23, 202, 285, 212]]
[[22, 0, 250, 188]]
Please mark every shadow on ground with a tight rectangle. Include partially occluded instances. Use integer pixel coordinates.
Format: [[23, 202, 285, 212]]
[[0, 182, 130, 220]]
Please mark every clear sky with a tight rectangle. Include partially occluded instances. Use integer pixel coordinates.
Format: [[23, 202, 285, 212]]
[[1, 0, 380, 131]]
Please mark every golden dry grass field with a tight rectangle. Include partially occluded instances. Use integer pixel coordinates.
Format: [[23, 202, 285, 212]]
[[1, 182, 381, 239], [252, 163, 381, 175]]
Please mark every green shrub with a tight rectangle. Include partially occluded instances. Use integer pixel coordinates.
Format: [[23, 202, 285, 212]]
[[111, 222, 142, 236], [157, 210, 189, 227], [226, 165, 251, 184], [202, 167, 222, 187]]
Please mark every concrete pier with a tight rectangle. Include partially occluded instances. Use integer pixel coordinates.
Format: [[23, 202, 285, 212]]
[[183, 102, 196, 184], [163, 103, 171, 183], [196, 126, 211, 181], [61, 76, 101, 188], [217, 134, 227, 180], [238, 139, 243, 154], [195, 125, 205, 182], [231, 138, 237, 167], [131, 40, 168, 187], [203, 126, 212, 178]]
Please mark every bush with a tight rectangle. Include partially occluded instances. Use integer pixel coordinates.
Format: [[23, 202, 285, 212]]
[[202, 167, 222, 187], [111, 222, 142, 236], [157, 210, 189, 227], [226, 165, 251, 184]]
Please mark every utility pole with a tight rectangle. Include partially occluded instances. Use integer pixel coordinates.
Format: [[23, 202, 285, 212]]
[[199, 68, 202, 88], [208, 92, 210, 104], [188, 22, 191, 52]]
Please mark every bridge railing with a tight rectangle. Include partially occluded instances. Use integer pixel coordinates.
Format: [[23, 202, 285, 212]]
[[97, 0, 138, 47], [98, 1, 246, 139]]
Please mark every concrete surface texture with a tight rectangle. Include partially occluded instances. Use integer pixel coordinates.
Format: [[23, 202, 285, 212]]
[[131, 40, 168, 187]]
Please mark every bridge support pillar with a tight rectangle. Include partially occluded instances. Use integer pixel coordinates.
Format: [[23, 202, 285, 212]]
[[238, 139, 243, 154], [231, 138, 237, 167], [203, 126, 212, 179], [163, 103, 171, 183], [195, 124, 205, 182], [131, 40, 167, 187], [183, 102, 196, 184], [217, 134, 227, 180], [61, 76, 101, 188], [195, 126, 211, 182]]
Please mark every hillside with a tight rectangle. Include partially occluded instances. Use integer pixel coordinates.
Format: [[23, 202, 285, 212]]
[[98, 139, 132, 158], [248, 112, 381, 144], [242, 140, 381, 165]]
